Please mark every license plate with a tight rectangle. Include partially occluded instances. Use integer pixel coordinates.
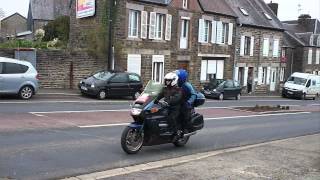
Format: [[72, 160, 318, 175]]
[[287, 91, 293, 94], [81, 86, 88, 91]]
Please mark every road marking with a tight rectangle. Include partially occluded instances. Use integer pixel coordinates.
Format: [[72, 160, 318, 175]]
[[37, 92, 80, 96], [30, 113, 49, 117], [0, 100, 131, 104], [78, 111, 311, 128], [61, 134, 319, 180], [30, 109, 131, 114]]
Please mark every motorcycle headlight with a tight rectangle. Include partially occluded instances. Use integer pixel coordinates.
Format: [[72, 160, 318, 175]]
[[91, 84, 95, 88], [131, 108, 142, 115]]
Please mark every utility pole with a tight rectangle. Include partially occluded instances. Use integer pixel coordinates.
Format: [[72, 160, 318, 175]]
[[107, 0, 114, 71]]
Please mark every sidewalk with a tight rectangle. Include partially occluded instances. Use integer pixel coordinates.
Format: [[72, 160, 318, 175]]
[[70, 134, 320, 180]]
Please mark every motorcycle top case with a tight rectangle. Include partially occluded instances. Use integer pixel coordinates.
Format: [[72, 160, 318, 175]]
[[190, 113, 204, 131], [194, 92, 205, 107]]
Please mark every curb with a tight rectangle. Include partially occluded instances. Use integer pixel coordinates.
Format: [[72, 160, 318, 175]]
[[60, 134, 318, 180]]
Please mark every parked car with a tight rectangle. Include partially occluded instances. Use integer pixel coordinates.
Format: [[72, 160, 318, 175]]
[[79, 70, 143, 100], [201, 80, 241, 100], [282, 72, 320, 100], [0, 57, 39, 99]]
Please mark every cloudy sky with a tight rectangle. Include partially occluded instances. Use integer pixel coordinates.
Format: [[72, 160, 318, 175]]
[[0, 0, 319, 20]]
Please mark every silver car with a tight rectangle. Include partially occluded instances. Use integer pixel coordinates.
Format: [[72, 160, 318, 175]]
[[0, 57, 39, 99]]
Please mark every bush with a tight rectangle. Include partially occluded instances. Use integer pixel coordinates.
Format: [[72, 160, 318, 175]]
[[43, 16, 70, 43]]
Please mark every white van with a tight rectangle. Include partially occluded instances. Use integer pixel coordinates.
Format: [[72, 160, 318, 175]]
[[282, 72, 320, 100]]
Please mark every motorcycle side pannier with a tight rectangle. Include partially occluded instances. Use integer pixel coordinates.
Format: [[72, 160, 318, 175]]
[[194, 92, 205, 107], [190, 113, 204, 131]]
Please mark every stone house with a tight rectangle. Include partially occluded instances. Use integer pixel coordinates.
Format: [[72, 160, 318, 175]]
[[0, 13, 27, 39], [27, 0, 70, 33], [282, 15, 320, 76], [224, 0, 284, 94]]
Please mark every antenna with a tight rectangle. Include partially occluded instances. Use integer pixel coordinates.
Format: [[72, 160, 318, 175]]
[[297, 3, 302, 15]]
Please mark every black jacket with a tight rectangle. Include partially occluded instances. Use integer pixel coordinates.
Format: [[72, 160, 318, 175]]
[[156, 86, 183, 108]]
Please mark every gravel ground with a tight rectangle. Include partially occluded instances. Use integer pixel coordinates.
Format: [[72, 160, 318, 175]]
[[105, 134, 320, 180]]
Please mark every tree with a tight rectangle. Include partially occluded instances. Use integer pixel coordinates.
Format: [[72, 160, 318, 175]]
[[43, 16, 70, 42], [0, 8, 5, 19]]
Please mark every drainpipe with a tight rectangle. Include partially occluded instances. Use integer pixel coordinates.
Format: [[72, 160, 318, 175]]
[[107, 0, 114, 70]]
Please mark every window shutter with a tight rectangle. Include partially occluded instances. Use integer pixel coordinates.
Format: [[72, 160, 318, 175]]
[[141, 11, 148, 39], [216, 21, 223, 44], [308, 49, 313, 64], [165, 14, 172, 41], [250, 36, 254, 56], [149, 12, 156, 39], [263, 38, 269, 57], [211, 20, 217, 44], [266, 67, 271, 85], [228, 23, 233, 45], [200, 60, 207, 81], [258, 67, 263, 85], [216, 60, 224, 79], [273, 39, 279, 57], [198, 19, 205, 43], [316, 50, 320, 64], [243, 67, 248, 86], [127, 54, 142, 75], [234, 67, 239, 81], [240, 36, 245, 56]]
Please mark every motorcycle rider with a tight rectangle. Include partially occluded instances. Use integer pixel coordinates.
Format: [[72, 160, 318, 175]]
[[176, 69, 197, 131], [155, 72, 183, 136]]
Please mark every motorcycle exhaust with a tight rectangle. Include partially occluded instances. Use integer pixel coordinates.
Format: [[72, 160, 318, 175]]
[[183, 131, 196, 138]]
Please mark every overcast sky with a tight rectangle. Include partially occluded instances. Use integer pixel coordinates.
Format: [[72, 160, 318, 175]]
[[0, 0, 319, 21]]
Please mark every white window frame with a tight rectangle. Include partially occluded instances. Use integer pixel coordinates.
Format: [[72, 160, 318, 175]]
[[183, 0, 188, 9], [280, 67, 285, 82], [180, 19, 189, 49], [128, 10, 139, 38], [152, 55, 165, 83], [221, 22, 228, 44], [308, 49, 313, 64], [155, 13, 164, 40], [127, 54, 141, 75], [263, 38, 269, 57], [273, 39, 279, 57], [316, 50, 320, 64], [262, 67, 267, 84], [204, 20, 210, 43], [200, 60, 224, 81]]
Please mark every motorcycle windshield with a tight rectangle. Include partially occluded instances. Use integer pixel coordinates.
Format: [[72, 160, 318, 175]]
[[135, 81, 163, 104]]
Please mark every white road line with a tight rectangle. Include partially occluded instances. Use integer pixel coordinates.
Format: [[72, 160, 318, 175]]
[[78, 111, 311, 128], [29, 109, 131, 114], [30, 113, 49, 117], [0, 100, 131, 104], [37, 93, 80, 96], [61, 134, 318, 180]]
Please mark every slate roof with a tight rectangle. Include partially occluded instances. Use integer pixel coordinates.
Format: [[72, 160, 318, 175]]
[[198, 0, 237, 17], [1, 13, 26, 22], [224, 0, 283, 30], [29, 0, 55, 20], [139, 0, 172, 5], [282, 19, 320, 34]]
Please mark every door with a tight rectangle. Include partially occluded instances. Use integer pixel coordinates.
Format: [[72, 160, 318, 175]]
[[107, 73, 130, 96], [180, 19, 189, 49], [270, 68, 277, 91], [2, 62, 29, 93]]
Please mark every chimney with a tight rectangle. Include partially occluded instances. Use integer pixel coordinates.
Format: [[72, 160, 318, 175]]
[[298, 14, 311, 26], [268, 1, 278, 16]]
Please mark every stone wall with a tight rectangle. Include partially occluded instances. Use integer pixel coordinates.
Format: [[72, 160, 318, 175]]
[[0, 49, 106, 89]]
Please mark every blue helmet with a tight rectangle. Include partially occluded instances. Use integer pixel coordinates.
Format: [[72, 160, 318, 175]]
[[176, 69, 188, 84]]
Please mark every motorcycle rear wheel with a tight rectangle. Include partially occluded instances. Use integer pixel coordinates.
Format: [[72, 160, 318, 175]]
[[121, 127, 143, 154]]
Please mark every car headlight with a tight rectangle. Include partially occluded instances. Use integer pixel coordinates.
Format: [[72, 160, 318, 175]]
[[213, 89, 217, 92], [91, 84, 95, 88], [80, 80, 83, 84], [131, 108, 142, 115]]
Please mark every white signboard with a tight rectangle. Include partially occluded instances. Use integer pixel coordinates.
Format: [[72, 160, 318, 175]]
[[76, 0, 95, 19]]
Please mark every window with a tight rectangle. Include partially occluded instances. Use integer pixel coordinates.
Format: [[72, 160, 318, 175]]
[[127, 54, 141, 75], [273, 39, 279, 57], [239, 7, 249, 16], [224, 81, 234, 88], [155, 13, 164, 39], [280, 67, 285, 82], [312, 80, 316, 86], [316, 50, 320, 64], [244, 36, 251, 56], [180, 19, 189, 49], [128, 10, 139, 38], [262, 67, 267, 84], [93, 71, 114, 81], [110, 73, 128, 83], [152, 55, 164, 83], [308, 49, 313, 64], [281, 48, 286, 58], [200, 60, 224, 81], [182, 0, 188, 9], [3, 62, 29, 74], [263, 38, 269, 57], [221, 23, 228, 44], [204, 20, 210, 43], [263, 13, 272, 20], [129, 74, 140, 82]]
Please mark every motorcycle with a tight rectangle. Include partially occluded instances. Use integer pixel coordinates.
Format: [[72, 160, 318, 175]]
[[121, 80, 205, 154]]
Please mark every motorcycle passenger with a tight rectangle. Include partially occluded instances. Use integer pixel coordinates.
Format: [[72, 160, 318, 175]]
[[176, 69, 197, 131], [155, 72, 183, 136]]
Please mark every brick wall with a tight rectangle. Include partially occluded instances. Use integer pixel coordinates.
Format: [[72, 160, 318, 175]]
[[0, 49, 106, 89]]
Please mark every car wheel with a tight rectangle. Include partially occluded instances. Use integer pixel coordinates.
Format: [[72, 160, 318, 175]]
[[97, 90, 107, 100], [236, 94, 241, 100], [219, 93, 224, 101], [132, 91, 141, 100], [301, 93, 306, 100], [19, 86, 34, 100]]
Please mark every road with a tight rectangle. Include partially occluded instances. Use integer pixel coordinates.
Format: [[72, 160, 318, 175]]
[[0, 94, 319, 179]]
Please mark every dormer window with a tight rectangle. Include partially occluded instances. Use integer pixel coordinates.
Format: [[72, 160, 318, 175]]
[[239, 7, 249, 16], [263, 13, 272, 20], [183, 0, 188, 9]]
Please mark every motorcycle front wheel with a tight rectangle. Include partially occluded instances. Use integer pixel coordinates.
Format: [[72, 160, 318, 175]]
[[121, 126, 144, 154]]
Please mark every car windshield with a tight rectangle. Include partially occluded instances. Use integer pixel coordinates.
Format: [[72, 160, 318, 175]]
[[217, 81, 226, 88], [286, 76, 307, 86], [93, 71, 114, 81], [142, 80, 164, 97]]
